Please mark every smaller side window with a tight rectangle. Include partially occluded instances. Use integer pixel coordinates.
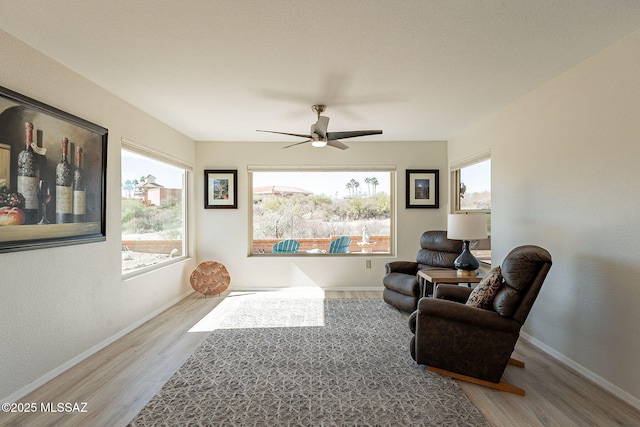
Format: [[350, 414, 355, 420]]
[[452, 157, 491, 265], [455, 158, 491, 212]]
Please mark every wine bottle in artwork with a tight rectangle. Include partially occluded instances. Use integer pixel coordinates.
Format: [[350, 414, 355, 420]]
[[55, 137, 73, 223], [17, 122, 39, 224], [73, 146, 86, 223]]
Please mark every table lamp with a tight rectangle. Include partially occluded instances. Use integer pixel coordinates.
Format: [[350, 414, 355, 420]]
[[447, 213, 488, 276]]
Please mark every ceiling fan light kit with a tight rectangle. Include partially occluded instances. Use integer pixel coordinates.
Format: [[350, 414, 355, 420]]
[[257, 104, 382, 150], [311, 140, 327, 148]]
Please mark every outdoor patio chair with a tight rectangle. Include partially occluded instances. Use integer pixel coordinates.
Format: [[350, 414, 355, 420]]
[[272, 239, 300, 254], [328, 236, 352, 253]]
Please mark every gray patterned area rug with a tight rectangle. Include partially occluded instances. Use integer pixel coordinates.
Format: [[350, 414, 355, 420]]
[[128, 296, 489, 426]]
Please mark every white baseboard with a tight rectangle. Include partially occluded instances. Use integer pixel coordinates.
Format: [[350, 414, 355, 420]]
[[228, 286, 384, 293], [2, 289, 194, 404], [520, 332, 640, 411]]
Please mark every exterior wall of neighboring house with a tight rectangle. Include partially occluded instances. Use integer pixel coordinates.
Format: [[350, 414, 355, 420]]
[[146, 187, 181, 206]]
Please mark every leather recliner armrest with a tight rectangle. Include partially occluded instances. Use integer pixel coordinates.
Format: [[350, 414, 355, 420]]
[[416, 298, 521, 334], [385, 261, 419, 275], [433, 284, 472, 303]]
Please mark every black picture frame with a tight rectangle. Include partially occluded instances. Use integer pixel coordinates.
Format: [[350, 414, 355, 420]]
[[406, 169, 439, 209], [0, 85, 108, 253], [204, 169, 237, 209]]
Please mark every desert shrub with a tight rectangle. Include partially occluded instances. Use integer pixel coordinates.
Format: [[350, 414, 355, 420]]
[[253, 193, 390, 239]]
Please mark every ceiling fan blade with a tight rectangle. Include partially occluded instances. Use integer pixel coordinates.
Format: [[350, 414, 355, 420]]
[[282, 140, 311, 149], [326, 140, 349, 150], [326, 130, 382, 140], [314, 116, 330, 138], [257, 130, 312, 139]]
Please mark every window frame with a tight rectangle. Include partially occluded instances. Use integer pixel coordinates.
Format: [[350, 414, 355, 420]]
[[121, 139, 191, 278], [247, 165, 396, 257]]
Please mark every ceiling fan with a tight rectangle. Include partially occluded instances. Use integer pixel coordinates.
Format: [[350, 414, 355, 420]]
[[257, 105, 382, 150]]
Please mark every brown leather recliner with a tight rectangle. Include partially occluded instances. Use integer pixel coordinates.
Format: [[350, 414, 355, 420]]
[[409, 245, 552, 395], [383, 230, 463, 313]]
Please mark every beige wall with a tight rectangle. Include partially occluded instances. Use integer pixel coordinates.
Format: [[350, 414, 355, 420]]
[[0, 30, 197, 401], [448, 29, 640, 407], [195, 140, 449, 289]]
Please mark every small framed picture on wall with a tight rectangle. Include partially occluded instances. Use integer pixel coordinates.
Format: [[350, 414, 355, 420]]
[[406, 169, 439, 209], [204, 169, 237, 209]]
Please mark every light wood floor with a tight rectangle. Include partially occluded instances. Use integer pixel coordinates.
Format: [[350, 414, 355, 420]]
[[2, 290, 639, 426]]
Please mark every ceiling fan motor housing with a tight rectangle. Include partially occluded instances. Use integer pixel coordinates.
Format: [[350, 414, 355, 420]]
[[311, 104, 326, 115]]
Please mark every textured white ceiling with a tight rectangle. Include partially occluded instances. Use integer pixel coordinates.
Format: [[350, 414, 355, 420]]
[[1, 1, 640, 143]]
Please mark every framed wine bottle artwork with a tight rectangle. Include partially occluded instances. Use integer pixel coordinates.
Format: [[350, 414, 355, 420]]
[[0, 85, 108, 253]]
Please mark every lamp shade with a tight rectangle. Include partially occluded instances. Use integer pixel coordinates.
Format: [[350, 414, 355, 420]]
[[447, 213, 488, 241]]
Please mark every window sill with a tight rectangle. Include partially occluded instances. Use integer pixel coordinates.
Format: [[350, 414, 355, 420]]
[[122, 255, 190, 281]]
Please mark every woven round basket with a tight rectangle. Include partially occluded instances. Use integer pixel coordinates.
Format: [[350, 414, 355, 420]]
[[190, 261, 230, 296]]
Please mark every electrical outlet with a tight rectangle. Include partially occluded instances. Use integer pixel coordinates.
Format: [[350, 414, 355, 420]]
[[365, 260, 371, 269]]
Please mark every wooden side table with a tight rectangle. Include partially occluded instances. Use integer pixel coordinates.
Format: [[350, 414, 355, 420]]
[[417, 269, 484, 298]]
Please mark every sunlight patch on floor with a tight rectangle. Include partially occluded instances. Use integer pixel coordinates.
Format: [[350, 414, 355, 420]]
[[188, 288, 326, 332]]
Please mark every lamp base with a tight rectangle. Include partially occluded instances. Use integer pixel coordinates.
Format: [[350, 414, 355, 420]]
[[454, 240, 480, 274], [456, 269, 478, 277]]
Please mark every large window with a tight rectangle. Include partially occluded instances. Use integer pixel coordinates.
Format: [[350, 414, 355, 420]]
[[451, 154, 491, 264], [249, 167, 394, 255], [121, 143, 189, 276]]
